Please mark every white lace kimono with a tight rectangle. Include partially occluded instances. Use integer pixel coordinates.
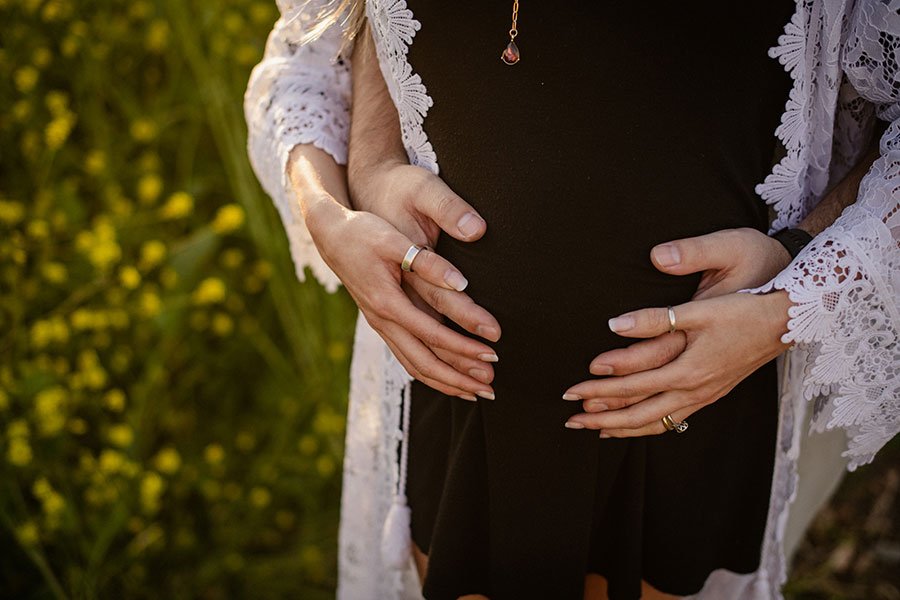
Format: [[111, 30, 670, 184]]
[[243, 0, 900, 597]]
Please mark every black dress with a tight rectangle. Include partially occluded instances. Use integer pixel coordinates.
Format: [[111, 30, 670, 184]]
[[403, 3, 795, 599]]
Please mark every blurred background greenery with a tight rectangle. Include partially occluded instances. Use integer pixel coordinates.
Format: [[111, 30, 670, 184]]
[[0, 0, 896, 598]]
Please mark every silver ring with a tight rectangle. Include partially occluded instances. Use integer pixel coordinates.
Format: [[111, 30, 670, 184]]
[[401, 244, 426, 272], [662, 413, 689, 433], [667, 305, 677, 334]]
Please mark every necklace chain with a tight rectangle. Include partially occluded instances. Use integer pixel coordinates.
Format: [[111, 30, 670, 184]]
[[501, 0, 521, 65]]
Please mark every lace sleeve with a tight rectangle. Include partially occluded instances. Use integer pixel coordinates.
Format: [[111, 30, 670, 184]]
[[243, 0, 353, 293], [739, 0, 900, 471]]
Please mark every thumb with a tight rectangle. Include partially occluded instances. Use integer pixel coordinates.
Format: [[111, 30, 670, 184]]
[[415, 174, 487, 242], [650, 231, 734, 275]]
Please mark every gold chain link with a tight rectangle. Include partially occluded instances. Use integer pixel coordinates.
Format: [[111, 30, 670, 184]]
[[509, 0, 518, 39]]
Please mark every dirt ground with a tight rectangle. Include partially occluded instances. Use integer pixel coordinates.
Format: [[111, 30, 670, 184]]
[[785, 436, 900, 599]]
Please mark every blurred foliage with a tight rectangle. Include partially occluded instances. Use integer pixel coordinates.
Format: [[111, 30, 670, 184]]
[[0, 0, 357, 597]]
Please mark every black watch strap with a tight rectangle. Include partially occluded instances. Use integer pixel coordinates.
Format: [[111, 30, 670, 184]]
[[771, 227, 814, 259]]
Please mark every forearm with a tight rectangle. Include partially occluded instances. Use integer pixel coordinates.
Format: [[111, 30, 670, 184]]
[[797, 138, 881, 236], [287, 143, 353, 233], [347, 18, 407, 210]]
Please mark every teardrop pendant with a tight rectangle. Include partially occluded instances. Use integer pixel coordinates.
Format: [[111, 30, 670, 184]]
[[501, 40, 520, 65]]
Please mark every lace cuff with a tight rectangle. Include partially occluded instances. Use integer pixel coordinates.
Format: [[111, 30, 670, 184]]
[[244, 2, 352, 293], [738, 119, 900, 471]]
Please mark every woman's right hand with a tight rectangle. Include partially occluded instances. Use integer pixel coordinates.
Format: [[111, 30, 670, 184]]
[[305, 195, 499, 401]]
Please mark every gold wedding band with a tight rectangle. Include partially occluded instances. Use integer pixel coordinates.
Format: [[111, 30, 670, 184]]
[[401, 244, 426, 272], [662, 413, 689, 433], [667, 305, 677, 334]]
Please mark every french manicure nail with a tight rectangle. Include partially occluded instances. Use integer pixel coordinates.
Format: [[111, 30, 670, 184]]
[[478, 352, 499, 362], [468, 368, 490, 383], [458, 393, 477, 401], [457, 212, 483, 238], [562, 393, 582, 401], [444, 269, 468, 291], [564, 421, 585, 429], [591, 364, 614, 375], [654, 244, 681, 267], [476, 390, 495, 400], [608, 316, 635, 332], [599, 432, 611, 439], [476, 324, 500, 341]]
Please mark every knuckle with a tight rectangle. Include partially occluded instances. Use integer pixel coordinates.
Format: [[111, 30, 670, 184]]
[[434, 194, 458, 220]]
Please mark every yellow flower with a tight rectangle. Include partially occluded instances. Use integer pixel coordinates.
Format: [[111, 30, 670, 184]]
[[158, 191, 193, 219], [45, 114, 76, 150], [26, 219, 49, 240], [14, 66, 39, 93], [204, 444, 225, 465], [220, 248, 244, 269], [139, 290, 161, 317], [137, 174, 163, 205], [297, 435, 318, 456], [140, 472, 165, 514], [153, 447, 181, 475], [139, 240, 166, 269], [316, 455, 336, 477], [211, 204, 245, 234], [88, 239, 122, 271], [107, 424, 134, 448], [104, 388, 126, 412], [118, 265, 141, 289], [35, 386, 68, 436], [68, 418, 87, 435], [235, 431, 256, 452], [130, 118, 158, 142], [99, 449, 125, 473], [0, 200, 25, 225], [44, 90, 68, 114], [12, 100, 31, 121], [32, 47, 53, 69], [84, 150, 106, 175], [249, 486, 271, 509], [211, 312, 233, 336], [7, 439, 32, 466], [15, 522, 39, 546], [192, 277, 226, 305], [40, 261, 68, 284], [145, 20, 169, 52]]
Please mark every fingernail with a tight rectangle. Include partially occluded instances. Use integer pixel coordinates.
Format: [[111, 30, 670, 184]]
[[476, 389, 495, 400], [476, 324, 500, 341], [608, 316, 635, 332], [564, 421, 585, 429], [590, 364, 614, 375], [562, 392, 582, 401], [654, 244, 681, 267], [444, 269, 468, 291], [458, 393, 477, 401], [599, 432, 611, 439], [457, 212, 483, 238], [468, 368, 490, 383], [477, 352, 499, 362], [589, 401, 609, 411]]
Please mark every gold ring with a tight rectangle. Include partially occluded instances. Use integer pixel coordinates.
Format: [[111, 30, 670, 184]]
[[661, 413, 688, 433], [401, 244, 426, 272], [667, 305, 677, 334]]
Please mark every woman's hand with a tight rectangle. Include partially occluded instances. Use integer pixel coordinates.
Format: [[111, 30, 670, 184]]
[[561, 290, 793, 436], [305, 195, 498, 401], [577, 227, 793, 380]]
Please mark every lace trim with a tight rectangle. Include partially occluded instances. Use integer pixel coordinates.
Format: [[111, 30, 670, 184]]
[[366, 0, 438, 174]]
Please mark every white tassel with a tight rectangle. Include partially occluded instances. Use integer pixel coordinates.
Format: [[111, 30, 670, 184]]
[[381, 378, 414, 570], [381, 493, 412, 569]]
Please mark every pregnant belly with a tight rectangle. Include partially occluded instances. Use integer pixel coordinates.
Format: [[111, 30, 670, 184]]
[[430, 183, 760, 393]]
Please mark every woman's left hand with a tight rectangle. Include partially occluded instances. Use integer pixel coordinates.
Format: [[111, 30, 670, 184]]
[[561, 290, 794, 437]]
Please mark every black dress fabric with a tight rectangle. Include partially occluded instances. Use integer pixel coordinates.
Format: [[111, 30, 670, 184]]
[[403, 3, 795, 599]]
